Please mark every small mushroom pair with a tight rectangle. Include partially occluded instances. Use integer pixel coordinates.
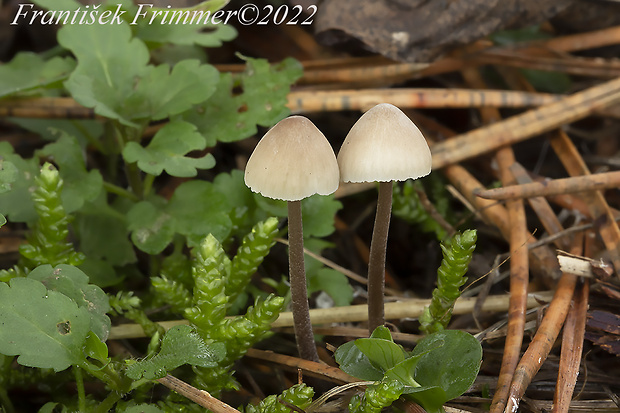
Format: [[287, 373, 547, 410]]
[[244, 103, 432, 361]]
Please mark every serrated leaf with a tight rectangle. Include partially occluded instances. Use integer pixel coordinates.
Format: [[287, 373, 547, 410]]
[[0, 277, 90, 371], [183, 56, 303, 146], [0, 142, 41, 223], [58, 22, 150, 127], [36, 134, 103, 213], [0, 52, 75, 98], [307, 268, 353, 307], [125, 325, 225, 380], [122, 121, 215, 177], [121, 404, 164, 413], [28, 264, 111, 342]]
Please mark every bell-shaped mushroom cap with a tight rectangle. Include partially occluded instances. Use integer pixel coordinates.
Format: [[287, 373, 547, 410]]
[[337, 103, 432, 183], [244, 116, 339, 201]]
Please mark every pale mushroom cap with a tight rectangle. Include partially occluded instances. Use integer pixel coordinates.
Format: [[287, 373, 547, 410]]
[[337, 103, 432, 183], [244, 116, 340, 201]]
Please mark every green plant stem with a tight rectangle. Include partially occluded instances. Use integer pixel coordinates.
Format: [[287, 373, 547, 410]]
[[125, 161, 144, 199], [74, 366, 86, 412], [102, 181, 140, 202], [0, 385, 15, 413], [287, 200, 319, 362], [94, 391, 123, 413], [143, 173, 156, 198], [367, 181, 393, 333]]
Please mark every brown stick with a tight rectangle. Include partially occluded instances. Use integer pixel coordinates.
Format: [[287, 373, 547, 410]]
[[460, 68, 530, 413], [156, 375, 240, 412], [549, 130, 620, 274], [431, 76, 620, 169], [552, 279, 589, 413], [476, 170, 620, 201]]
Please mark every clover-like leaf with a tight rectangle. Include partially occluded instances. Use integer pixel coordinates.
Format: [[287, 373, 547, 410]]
[[127, 59, 219, 121], [58, 21, 150, 127], [134, 0, 236, 48], [0, 52, 75, 98], [125, 325, 226, 380], [37, 134, 103, 213], [0, 277, 90, 371], [183, 56, 303, 146], [122, 121, 214, 177], [28, 264, 111, 342]]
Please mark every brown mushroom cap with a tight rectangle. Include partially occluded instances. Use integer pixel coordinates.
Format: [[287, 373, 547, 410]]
[[337, 103, 432, 183], [244, 116, 339, 201]]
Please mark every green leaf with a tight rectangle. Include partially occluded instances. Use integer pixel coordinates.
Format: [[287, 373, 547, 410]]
[[183, 56, 303, 146], [37, 134, 103, 213], [0, 142, 41, 223], [121, 405, 164, 413], [126, 59, 220, 121], [307, 268, 353, 307], [167, 180, 231, 248], [0, 52, 75, 98], [75, 191, 136, 268], [301, 194, 342, 237], [334, 340, 384, 381], [58, 21, 150, 127], [9, 118, 103, 146], [127, 197, 175, 255], [127, 181, 232, 254], [355, 337, 408, 373], [134, 0, 236, 47], [412, 330, 482, 400], [0, 277, 90, 371], [83, 331, 110, 366], [125, 325, 226, 380], [28, 264, 111, 342], [0, 159, 17, 194], [122, 121, 215, 177], [383, 354, 424, 388]]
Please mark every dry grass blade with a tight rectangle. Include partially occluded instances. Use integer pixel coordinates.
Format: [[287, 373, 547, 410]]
[[156, 375, 241, 412], [476, 170, 620, 201], [287, 88, 561, 113], [431, 76, 620, 169], [552, 279, 589, 413]]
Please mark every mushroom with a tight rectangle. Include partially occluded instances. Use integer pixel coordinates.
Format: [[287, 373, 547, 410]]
[[337, 103, 432, 332], [244, 115, 339, 362]]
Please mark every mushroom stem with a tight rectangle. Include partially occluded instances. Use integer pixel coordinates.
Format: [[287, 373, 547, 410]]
[[367, 181, 394, 332], [287, 200, 320, 362]]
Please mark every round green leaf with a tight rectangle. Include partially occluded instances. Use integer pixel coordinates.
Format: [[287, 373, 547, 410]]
[[0, 278, 90, 371]]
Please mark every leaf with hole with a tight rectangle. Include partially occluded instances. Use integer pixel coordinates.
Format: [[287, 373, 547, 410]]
[[0, 277, 90, 371]]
